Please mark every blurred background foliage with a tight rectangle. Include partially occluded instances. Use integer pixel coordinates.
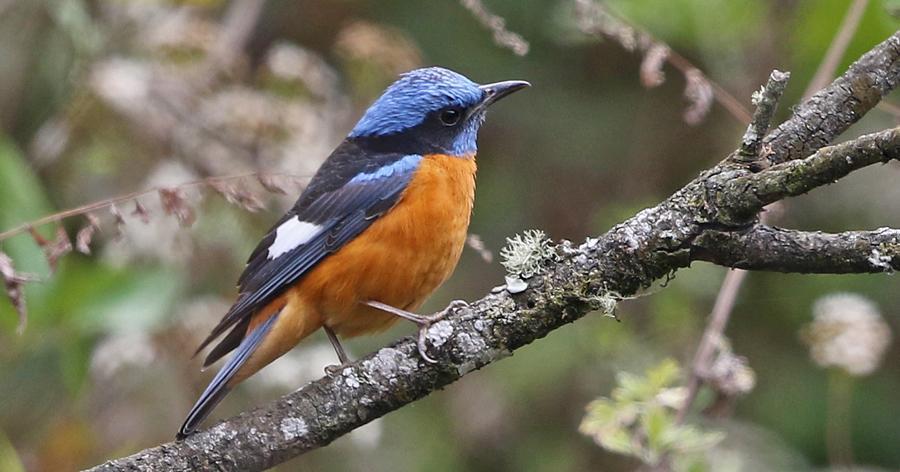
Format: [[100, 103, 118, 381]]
[[0, 0, 898, 470]]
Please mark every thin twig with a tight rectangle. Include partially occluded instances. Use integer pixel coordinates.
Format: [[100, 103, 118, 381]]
[[803, 0, 870, 99], [0, 172, 307, 243], [573, 0, 752, 124], [826, 370, 855, 467], [675, 267, 747, 423], [664, 50, 752, 124], [736, 70, 790, 161], [459, 0, 529, 56]]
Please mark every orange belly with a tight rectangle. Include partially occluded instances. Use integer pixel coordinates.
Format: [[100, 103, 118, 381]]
[[297, 152, 477, 337], [231, 153, 476, 384]]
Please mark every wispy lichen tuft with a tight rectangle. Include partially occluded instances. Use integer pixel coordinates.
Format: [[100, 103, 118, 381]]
[[589, 293, 619, 318], [500, 229, 554, 278]]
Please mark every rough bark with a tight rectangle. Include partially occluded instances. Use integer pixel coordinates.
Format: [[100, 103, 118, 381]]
[[694, 226, 900, 273], [86, 32, 900, 472]]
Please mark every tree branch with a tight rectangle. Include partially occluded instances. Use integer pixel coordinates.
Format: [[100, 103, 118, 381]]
[[677, 69, 790, 427], [762, 32, 900, 165], [694, 225, 900, 273], [719, 126, 900, 221], [86, 32, 900, 472]]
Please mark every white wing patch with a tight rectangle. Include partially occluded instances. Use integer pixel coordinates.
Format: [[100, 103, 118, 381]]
[[267, 216, 321, 259]]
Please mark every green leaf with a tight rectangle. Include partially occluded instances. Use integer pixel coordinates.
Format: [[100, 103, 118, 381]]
[[581, 399, 618, 427], [60, 265, 183, 334], [647, 358, 681, 390], [0, 136, 53, 266], [642, 404, 673, 455], [668, 425, 726, 453], [0, 136, 54, 332], [614, 371, 649, 401], [597, 428, 636, 456], [0, 428, 24, 472]]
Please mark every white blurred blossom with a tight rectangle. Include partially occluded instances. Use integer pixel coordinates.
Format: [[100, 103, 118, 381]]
[[335, 21, 422, 75], [656, 386, 688, 409], [175, 295, 234, 347], [91, 58, 153, 111], [90, 3, 351, 182], [707, 351, 755, 397], [264, 42, 340, 100], [90, 331, 158, 380], [251, 342, 340, 391], [139, 9, 217, 55], [802, 293, 892, 376]]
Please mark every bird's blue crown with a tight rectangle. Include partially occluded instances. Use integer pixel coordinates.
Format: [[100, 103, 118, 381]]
[[348, 67, 487, 155]]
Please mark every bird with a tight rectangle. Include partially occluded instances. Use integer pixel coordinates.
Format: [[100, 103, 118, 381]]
[[177, 66, 528, 438]]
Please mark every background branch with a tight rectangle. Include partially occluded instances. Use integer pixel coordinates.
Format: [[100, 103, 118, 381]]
[[802, 0, 870, 99], [573, 0, 752, 125], [0, 172, 306, 243], [693, 226, 900, 273], [762, 32, 900, 165], [720, 127, 900, 221], [675, 1, 881, 437]]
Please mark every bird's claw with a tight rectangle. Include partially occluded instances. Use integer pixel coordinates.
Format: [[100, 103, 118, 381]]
[[414, 300, 469, 364], [445, 299, 469, 314], [416, 327, 439, 364], [324, 363, 347, 375]]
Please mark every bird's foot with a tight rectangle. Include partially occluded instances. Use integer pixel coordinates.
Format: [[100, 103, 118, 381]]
[[324, 363, 349, 376], [415, 325, 438, 364], [413, 300, 470, 364], [322, 325, 352, 375], [364, 299, 469, 364], [442, 299, 470, 315]]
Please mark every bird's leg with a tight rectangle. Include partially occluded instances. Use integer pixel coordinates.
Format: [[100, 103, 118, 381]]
[[364, 300, 469, 363], [323, 325, 351, 375]]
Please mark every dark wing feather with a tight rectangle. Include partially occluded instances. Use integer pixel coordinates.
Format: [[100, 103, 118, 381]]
[[195, 143, 421, 358], [179, 311, 280, 438]]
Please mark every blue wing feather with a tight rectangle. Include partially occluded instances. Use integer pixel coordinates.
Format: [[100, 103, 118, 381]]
[[178, 311, 280, 438], [194, 146, 422, 361]]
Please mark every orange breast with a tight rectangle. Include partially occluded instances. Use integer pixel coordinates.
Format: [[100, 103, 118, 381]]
[[296, 153, 477, 337]]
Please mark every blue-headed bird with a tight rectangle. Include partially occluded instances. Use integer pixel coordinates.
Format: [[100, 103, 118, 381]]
[[178, 67, 528, 438]]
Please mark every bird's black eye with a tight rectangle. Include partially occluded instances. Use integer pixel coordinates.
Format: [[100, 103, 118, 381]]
[[439, 108, 462, 126]]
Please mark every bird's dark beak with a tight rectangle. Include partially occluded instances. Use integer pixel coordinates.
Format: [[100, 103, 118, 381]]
[[477, 80, 530, 110]]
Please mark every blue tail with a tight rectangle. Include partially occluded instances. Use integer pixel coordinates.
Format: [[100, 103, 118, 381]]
[[177, 312, 280, 439]]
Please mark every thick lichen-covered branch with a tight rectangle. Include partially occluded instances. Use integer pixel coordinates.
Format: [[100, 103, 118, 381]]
[[719, 127, 900, 221], [86, 32, 900, 472], [761, 31, 900, 165]]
